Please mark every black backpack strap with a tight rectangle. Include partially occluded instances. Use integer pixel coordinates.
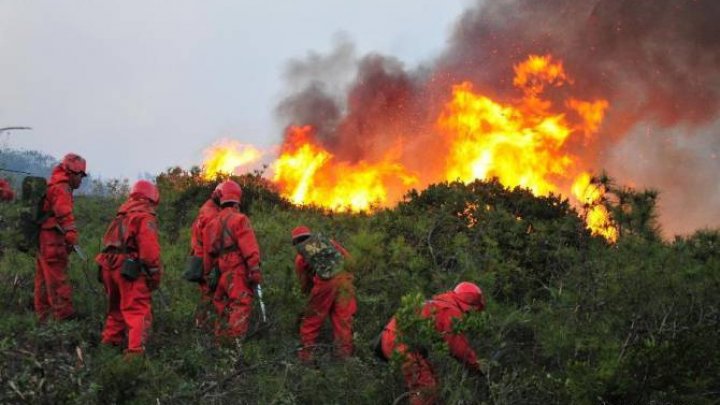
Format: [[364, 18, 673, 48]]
[[218, 215, 239, 256], [102, 214, 132, 254], [34, 193, 52, 225]]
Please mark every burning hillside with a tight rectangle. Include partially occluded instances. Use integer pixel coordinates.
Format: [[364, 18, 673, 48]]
[[203, 0, 720, 238], [203, 54, 618, 240]]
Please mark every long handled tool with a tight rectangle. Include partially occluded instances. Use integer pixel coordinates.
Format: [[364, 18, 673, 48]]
[[254, 284, 267, 323], [73, 244, 101, 297]]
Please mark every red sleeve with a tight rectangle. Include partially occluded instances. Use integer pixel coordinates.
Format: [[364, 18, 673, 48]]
[[48, 184, 76, 232], [295, 254, 313, 293], [202, 218, 218, 274], [436, 308, 479, 367], [1, 190, 14, 201], [234, 215, 261, 269], [136, 215, 162, 272], [331, 240, 350, 258], [0, 180, 14, 201]]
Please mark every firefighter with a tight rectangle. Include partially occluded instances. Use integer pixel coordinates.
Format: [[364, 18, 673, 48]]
[[34, 153, 87, 321], [291, 225, 357, 363], [203, 180, 262, 342], [188, 183, 222, 328], [379, 282, 486, 405], [96, 180, 162, 355], [0, 178, 14, 201]]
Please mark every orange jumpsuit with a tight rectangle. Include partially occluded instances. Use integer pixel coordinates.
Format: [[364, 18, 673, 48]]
[[96, 197, 162, 353], [296, 240, 356, 361], [381, 292, 482, 405], [190, 198, 220, 326], [0, 178, 14, 201], [203, 206, 262, 340], [34, 167, 77, 321]]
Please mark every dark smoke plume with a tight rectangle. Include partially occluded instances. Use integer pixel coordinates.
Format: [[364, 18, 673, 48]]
[[276, 0, 720, 235]]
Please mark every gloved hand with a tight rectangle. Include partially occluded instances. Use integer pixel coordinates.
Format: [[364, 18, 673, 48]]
[[248, 266, 263, 286], [146, 268, 161, 291], [64, 229, 79, 246]]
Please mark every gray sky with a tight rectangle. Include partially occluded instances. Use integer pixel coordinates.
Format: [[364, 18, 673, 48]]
[[0, 0, 469, 178]]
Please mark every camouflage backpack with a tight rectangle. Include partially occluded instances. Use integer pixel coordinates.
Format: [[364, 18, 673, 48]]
[[17, 176, 50, 253], [294, 233, 344, 280]]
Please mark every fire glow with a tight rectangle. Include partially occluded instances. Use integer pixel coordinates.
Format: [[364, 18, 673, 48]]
[[202, 55, 618, 241], [202, 139, 263, 180], [272, 126, 418, 212]]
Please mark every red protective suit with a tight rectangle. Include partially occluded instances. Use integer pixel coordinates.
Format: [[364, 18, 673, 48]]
[[190, 198, 220, 327], [0, 178, 14, 201], [203, 206, 262, 341], [96, 197, 162, 354], [381, 292, 481, 405], [34, 166, 78, 321], [296, 240, 357, 362]]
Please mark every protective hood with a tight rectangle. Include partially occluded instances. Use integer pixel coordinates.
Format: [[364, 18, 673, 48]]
[[453, 291, 485, 312], [118, 196, 156, 216], [48, 165, 71, 186]]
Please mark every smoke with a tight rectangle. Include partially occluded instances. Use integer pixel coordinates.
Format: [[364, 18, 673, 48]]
[[443, 0, 720, 134], [606, 122, 720, 236], [276, 0, 720, 235]]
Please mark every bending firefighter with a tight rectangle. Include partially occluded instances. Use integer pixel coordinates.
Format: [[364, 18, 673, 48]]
[[379, 282, 486, 405], [34, 153, 87, 322], [203, 180, 263, 342], [96, 180, 163, 355], [186, 183, 222, 328], [292, 225, 356, 362]]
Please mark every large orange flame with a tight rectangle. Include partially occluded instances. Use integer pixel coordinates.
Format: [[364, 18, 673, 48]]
[[202, 139, 263, 180], [202, 55, 618, 241], [437, 55, 616, 241], [272, 126, 418, 212]]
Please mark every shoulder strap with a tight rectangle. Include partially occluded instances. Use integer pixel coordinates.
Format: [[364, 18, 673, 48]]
[[118, 214, 128, 253], [34, 192, 52, 224], [102, 213, 131, 254], [218, 214, 239, 255]]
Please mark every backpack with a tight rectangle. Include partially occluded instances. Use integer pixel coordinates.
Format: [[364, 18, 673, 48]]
[[17, 176, 50, 253], [294, 233, 344, 280]]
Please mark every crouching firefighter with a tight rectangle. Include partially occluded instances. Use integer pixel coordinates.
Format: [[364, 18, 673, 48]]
[[35, 153, 87, 322], [378, 282, 486, 405], [291, 225, 357, 363], [184, 183, 222, 328], [96, 180, 163, 355], [203, 180, 263, 343]]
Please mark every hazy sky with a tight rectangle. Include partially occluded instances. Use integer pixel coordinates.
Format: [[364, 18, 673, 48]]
[[0, 0, 469, 178]]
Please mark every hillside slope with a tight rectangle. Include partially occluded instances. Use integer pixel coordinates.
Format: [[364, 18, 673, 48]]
[[0, 170, 718, 404]]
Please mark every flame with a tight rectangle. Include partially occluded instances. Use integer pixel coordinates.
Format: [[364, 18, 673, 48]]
[[202, 139, 263, 180], [201, 54, 618, 240], [513, 54, 571, 95], [571, 173, 619, 242], [438, 81, 572, 195], [272, 126, 418, 212], [437, 55, 598, 194], [437, 54, 615, 240]]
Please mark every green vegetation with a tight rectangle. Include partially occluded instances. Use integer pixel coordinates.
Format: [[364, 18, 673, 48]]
[[0, 169, 718, 404]]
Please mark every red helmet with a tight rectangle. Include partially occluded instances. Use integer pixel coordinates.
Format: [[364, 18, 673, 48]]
[[211, 182, 223, 200], [61, 153, 87, 176], [453, 282, 486, 312], [217, 180, 242, 205], [130, 180, 160, 204], [291, 225, 311, 243]]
